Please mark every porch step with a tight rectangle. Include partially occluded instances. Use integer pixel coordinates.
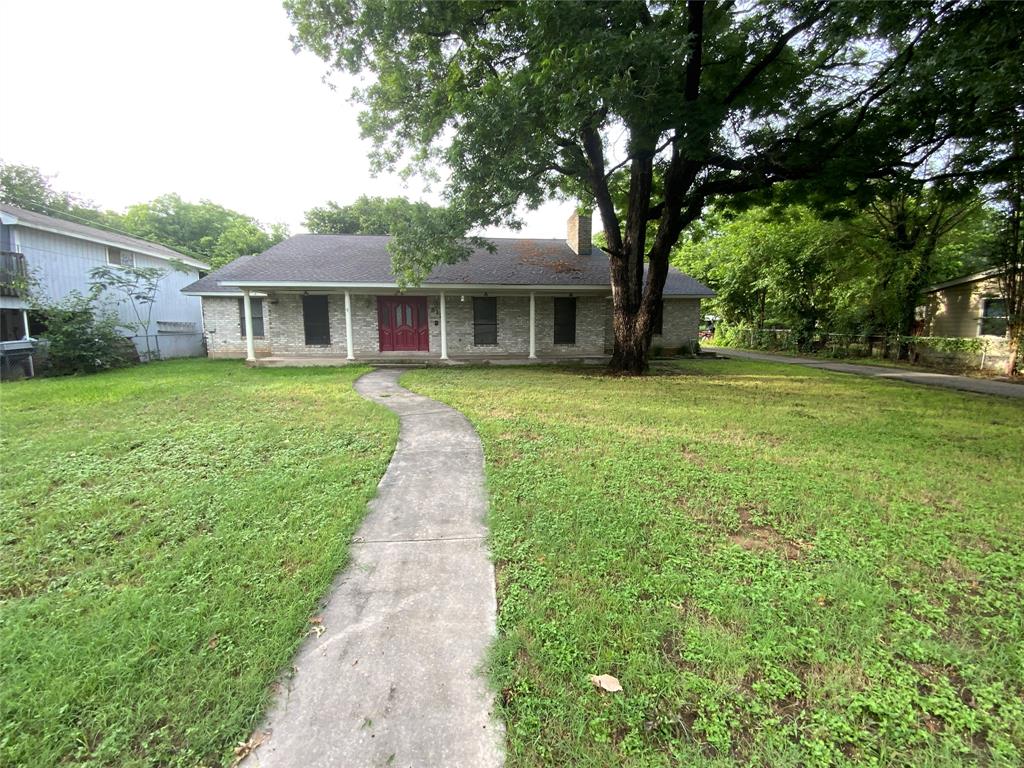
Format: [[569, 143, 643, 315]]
[[250, 356, 463, 368]]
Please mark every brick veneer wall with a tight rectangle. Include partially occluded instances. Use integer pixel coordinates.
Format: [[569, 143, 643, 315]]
[[655, 298, 701, 353], [442, 294, 613, 356], [202, 296, 271, 359], [266, 293, 350, 357], [602, 298, 702, 354], [200, 292, 701, 359]]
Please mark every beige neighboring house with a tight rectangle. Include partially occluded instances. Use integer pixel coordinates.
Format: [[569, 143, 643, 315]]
[[181, 212, 713, 364], [918, 268, 1009, 338], [917, 267, 1011, 370]]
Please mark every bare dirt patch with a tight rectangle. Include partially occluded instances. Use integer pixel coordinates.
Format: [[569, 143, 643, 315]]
[[681, 445, 707, 467], [729, 507, 812, 560]]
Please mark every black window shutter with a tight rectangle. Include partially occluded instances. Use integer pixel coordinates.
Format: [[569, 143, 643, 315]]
[[473, 297, 498, 345], [553, 297, 576, 345], [652, 300, 664, 336], [303, 295, 331, 345], [238, 298, 266, 338]]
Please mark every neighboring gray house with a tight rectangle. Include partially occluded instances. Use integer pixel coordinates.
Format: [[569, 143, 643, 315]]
[[182, 212, 713, 363], [0, 203, 209, 358]]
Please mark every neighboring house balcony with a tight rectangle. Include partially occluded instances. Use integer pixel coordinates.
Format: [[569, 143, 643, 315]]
[[0, 251, 28, 297]]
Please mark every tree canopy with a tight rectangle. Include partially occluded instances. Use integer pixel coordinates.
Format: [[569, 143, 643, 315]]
[[0, 161, 115, 227], [286, 0, 1024, 372], [674, 197, 995, 343], [304, 195, 474, 284], [304, 195, 440, 235], [120, 194, 288, 269]]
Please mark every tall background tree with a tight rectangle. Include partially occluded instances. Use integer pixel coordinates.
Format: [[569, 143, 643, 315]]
[[675, 206, 869, 341], [286, 0, 1024, 373], [674, 198, 994, 347], [0, 161, 116, 226], [991, 125, 1024, 375], [304, 195, 442, 234], [120, 193, 288, 268]]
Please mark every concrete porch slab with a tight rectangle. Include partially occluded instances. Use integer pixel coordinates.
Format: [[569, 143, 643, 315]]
[[249, 354, 613, 368]]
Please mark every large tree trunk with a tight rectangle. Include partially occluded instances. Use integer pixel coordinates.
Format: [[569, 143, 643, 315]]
[[607, 244, 673, 374], [603, 140, 660, 375], [608, 244, 658, 375], [609, 313, 651, 374], [583, 3, 706, 376], [894, 250, 931, 360]]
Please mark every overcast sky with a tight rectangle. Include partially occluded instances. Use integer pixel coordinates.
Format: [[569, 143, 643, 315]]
[[0, 0, 571, 238]]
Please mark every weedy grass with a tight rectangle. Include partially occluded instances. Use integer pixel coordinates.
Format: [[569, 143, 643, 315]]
[[404, 360, 1024, 768], [0, 360, 396, 767]]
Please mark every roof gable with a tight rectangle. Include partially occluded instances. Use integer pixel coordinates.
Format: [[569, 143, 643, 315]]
[[923, 267, 1004, 293], [0, 203, 209, 270]]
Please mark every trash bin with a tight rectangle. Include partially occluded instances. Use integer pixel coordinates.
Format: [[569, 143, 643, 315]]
[[0, 338, 37, 379]]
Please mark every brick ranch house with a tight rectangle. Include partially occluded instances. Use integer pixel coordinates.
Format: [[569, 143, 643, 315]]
[[182, 212, 714, 363]]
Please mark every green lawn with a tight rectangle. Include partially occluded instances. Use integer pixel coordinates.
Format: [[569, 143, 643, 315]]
[[0, 360, 396, 767], [403, 361, 1024, 767]]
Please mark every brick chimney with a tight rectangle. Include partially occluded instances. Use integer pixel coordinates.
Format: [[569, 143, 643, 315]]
[[567, 210, 592, 255]]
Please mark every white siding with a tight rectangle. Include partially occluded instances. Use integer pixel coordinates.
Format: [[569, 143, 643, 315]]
[[14, 226, 205, 358]]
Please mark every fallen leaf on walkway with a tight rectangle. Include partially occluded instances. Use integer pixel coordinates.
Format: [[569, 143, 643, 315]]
[[231, 730, 267, 765], [307, 615, 325, 638], [590, 674, 623, 693]]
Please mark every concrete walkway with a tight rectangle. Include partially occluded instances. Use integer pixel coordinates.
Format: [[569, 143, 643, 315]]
[[707, 347, 1024, 398], [243, 368, 503, 768]]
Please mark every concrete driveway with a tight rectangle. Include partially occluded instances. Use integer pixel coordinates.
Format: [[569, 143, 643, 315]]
[[242, 368, 504, 768]]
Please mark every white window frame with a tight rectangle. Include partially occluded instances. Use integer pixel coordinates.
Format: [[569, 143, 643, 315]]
[[106, 247, 136, 268]]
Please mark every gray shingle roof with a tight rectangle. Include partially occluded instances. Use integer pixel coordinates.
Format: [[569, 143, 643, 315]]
[[181, 254, 261, 294], [0, 203, 209, 269], [185, 234, 713, 296]]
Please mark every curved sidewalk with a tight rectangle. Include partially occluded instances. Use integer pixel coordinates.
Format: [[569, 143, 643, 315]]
[[708, 348, 1024, 398], [243, 368, 504, 768]]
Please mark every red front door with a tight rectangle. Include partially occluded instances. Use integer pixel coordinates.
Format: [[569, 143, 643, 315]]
[[378, 296, 430, 352]]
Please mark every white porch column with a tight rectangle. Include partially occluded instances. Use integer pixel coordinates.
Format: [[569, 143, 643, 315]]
[[529, 292, 537, 359], [344, 290, 355, 360], [242, 289, 256, 362], [439, 292, 449, 360], [21, 309, 30, 339]]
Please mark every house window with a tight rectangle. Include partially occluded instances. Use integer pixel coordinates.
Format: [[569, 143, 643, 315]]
[[473, 297, 498, 345], [980, 297, 1008, 337], [303, 295, 331, 345], [107, 247, 135, 267], [553, 297, 576, 345], [652, 300, 664, 336], [238, 298, 265, 338]]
